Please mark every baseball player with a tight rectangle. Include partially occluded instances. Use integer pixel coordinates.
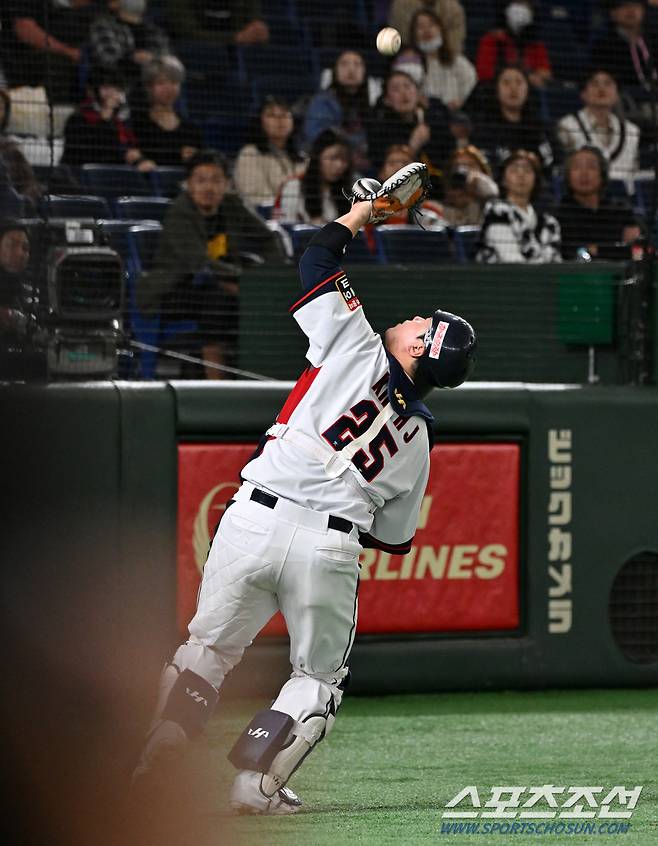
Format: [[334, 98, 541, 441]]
[[133, 162, 476, 814]]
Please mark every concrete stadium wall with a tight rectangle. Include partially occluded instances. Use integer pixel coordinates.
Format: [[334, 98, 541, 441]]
[[4, 381, 657, 696]]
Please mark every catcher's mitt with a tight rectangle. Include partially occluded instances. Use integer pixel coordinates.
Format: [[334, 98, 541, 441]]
[[348, 162, 431, 224]]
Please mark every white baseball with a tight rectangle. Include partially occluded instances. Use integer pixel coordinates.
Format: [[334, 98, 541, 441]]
[[376, 27, 401, 56]]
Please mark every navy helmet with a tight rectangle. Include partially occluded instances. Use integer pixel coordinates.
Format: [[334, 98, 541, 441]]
[[415, 309, 476, 393]]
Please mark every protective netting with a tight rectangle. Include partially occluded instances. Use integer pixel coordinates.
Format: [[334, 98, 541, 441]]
[[0, 0, 655, 380]]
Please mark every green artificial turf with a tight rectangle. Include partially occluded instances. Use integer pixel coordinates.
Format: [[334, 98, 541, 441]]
[[189, 689, 657, 846]]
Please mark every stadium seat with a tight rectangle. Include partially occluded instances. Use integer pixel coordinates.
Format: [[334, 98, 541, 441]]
[[542, 82, 582, 122], [541, 18, 586, 82], [115, 196, 171, 223], [284, 224, 381, 263], [633, 178, 656, 216], [238, 44, 314, 81], [377, 225, 455, 263], [250, 74, 316, 109], [41, 194, 111, 219], [150, 166, 186, 198], [453, 226, 482, 263], [202, 114, 250, 158], [81, 164, 150, 198]]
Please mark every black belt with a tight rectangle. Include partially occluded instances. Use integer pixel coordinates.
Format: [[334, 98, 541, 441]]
[[244, 488, 353, 534]]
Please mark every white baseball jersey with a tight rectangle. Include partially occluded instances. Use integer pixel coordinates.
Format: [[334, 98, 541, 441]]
[[242, 223, 434, 554]]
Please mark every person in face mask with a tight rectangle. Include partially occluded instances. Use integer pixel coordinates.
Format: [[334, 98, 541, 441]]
[[89, 0, 172, 99], [475, 0, 552, 87], [410, 9, 476, 109]]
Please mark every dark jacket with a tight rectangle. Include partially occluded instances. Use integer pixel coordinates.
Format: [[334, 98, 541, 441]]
[[553, 193, 638, 260], [367, 97, 453, 171], [137, 190, 283, 311]]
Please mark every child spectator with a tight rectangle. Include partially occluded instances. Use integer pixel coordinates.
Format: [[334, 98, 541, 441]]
[[389, 0, 466, 55], [441, 145, 499, 226], [476, 1, 551, 87], [409, 9, 476, 110], [367, 70, 453, 172], [132, 56, 202, 167], [553, 146, 640, 260], [138, 150, 282, 378], [303, 50, 378, 168], [62, 69, 155, 170], [165, 0, 269, 46], [234, 98, 304, 210], [476, 149, 561, 263], [469, 65, 555, 173], [274, 129, 352, 225], [557, 69, 640, 191], [89, 0, 171, 93]]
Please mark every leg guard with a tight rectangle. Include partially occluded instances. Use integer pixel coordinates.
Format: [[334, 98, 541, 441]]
[[161, 668, 219, 739], [228, 705, 335, 796]]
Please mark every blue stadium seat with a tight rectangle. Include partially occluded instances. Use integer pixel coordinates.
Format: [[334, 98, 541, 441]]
[[202, 115, 250, 157], [377, 225, 455, 263], [81, 164, 150, 198], [41, 194, 110, 219], [115, 196, 171, 223], [541, 19, 586, 82], [633, 178, 656, 216], [453, 226, 482, 263], [150, 166, 186, 198], [284, 224, 382, 263], [98, 220, 162, 377], [542, 82, 582, 122], [238, 44, 314, 80]]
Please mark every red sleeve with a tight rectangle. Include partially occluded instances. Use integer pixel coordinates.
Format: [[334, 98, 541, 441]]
[[475, 32, 500, 81], [525, 42, 552, 74]]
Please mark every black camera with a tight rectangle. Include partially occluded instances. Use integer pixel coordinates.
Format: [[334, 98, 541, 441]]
[[24, 219, 125, 379], [448, 166, 470, 189]]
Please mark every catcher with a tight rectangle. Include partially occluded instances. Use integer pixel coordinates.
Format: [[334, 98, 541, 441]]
[[133, 162, 477, 814]]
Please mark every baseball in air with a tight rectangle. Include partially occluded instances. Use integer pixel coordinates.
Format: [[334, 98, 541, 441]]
[[376, 27, 401, 56]]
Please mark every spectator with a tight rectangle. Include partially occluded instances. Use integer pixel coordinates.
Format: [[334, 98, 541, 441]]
[[476, 1, 551, 87], [410, 9, 476, 109], [303, 51, 378, 168], [0, 219, 37, 379], [0, 141, 42, 209], [165, 0, 269, 46], [476, 149, 561, 263], [590, 1, 655, 89], [62, 69, 156, 170], [441, 145, 499, 226], [138, 150, 283, 378], [557, 69, 640, 190], [375, 143, 446, 227], [469, 65, 555, 173], [234, 98, 304, 210], [89, 0, 171, 94], [0, 0, 95, 102], [0, 158, 29, 219], [132, 56, 202, 166], [367, 70, 454, 172], [554, 146, 640, 260], [274, 129, 352, 225], [389, 0, 466, 55]]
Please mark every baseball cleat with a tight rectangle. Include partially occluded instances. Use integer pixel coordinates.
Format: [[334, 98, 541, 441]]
[[229, 770, 302, 815]]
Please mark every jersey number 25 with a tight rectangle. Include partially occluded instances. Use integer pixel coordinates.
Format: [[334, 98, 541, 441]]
[[321, 399, 398, 482]]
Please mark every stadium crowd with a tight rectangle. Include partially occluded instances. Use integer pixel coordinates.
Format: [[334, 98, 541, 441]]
[[0, 0, 656, 377]]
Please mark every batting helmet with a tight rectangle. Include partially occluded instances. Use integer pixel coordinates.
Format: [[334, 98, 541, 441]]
[[415, 309, 476, 393]]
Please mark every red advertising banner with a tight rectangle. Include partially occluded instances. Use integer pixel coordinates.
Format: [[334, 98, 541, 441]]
[[177, 443, 520, 635]]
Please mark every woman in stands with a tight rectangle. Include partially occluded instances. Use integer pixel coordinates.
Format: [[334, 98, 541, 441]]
[[62, 68, 155, 171], [274, 129, 352, 225], [132, 56, 202, 167], [302, 50, 379, 168], [409, 9, 476, 111], [554, 146, 640, 261], [468, 65, 555, 174], [476, 149, 561, 263], [475, 0, 551, 87], [441, 145, 499, 226], [367, 69, 453, 173], [234, 97, 304, 211]]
